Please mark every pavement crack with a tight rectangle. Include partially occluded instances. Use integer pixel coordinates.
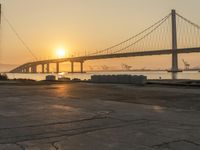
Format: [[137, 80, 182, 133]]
[[182, 139, 200, 146], [0, 119, 146, 144], [148, 119, 200, 128], [152, 139, 200, 149], [153, 139, 182, 148], [64, 119, 147, 138], [0, 116, 107, 131]]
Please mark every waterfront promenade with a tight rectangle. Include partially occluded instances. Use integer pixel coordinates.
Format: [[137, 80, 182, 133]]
[[0, 82, 200, 150]]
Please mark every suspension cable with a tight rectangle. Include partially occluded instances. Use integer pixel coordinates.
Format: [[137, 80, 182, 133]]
[[2, 14, 38, 60], [113, 14, 170, 54], [89, 13, 171, 56], [176, 13, 200, 29]]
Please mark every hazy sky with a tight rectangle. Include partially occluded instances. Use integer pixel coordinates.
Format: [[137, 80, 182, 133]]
[[0, 0, 200, 69]]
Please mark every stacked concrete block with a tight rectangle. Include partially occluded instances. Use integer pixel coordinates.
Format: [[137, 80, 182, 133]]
[[91, 75, 147, 85]]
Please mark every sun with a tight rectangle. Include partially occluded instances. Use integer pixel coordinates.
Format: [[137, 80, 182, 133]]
[[56, 48, 66, 58]]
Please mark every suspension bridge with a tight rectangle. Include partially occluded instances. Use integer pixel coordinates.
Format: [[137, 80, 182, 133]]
[[8, 9, 200, 73]]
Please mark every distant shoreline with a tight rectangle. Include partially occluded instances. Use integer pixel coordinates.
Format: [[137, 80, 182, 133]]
[[0, 79, 200, 88], [86, 69, 200, 72]]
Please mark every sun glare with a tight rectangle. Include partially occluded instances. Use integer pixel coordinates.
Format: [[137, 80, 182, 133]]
[[56, 48, 66, 58]]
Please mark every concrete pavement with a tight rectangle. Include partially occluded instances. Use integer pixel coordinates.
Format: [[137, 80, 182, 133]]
[[0, 83, 200, 150]]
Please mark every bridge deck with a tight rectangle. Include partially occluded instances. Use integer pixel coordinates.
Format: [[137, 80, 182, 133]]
[[10, 47, 200, 73]]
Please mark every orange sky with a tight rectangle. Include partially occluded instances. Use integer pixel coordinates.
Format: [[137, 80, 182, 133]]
[[0, 0, 200, 70]]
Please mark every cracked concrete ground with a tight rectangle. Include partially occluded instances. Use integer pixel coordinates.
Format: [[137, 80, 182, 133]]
[[0, 83, 200, 150]]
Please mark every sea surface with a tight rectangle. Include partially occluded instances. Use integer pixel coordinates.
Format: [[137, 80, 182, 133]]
[[6, 71, 200, 81]]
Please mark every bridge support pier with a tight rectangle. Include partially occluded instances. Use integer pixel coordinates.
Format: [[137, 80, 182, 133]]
[[23, 68, 27, 73], [25, 67, 29, 73], [28, 67, 31, 73], [56, 62, 60, 73], [71, 61, 74, 73], [26, 67, 29, 73], [31, 65, 37, 73], [41, 64, 45, 73], [80, 61, 84, 73], [31, 66, 33, 73], [69, 61, 84, 73], [46, 63, 50, 73]]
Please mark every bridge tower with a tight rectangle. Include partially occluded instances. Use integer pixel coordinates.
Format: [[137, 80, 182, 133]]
[[171, 9, 179, 72], [0, 4, 2, 24], [0, 4, 1, 64]]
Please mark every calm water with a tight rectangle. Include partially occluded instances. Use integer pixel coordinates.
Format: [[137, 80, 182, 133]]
[[6, 71, 200, 81]]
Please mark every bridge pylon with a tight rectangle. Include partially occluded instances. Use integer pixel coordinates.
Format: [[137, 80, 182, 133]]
[[171, 9, 180, 72]]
